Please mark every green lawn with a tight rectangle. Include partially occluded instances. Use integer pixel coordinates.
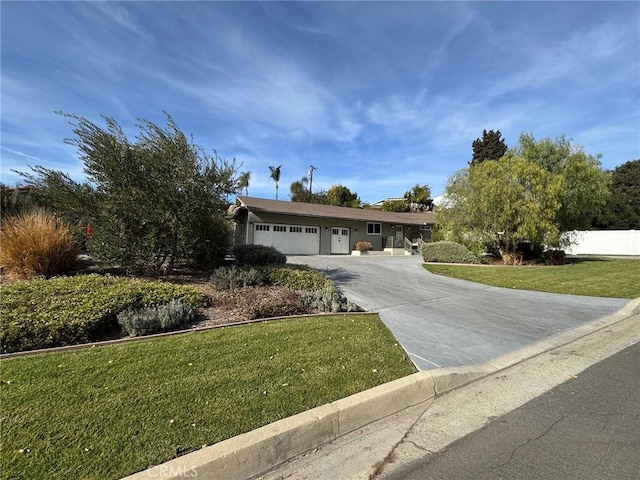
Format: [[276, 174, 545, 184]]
[[423, 259, 640, 298], [0, 314, 415, 480]]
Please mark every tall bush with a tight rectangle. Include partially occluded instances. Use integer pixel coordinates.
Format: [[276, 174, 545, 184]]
[[0, 209, 79, 278]]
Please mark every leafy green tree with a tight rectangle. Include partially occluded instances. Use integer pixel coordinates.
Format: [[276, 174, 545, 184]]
[[18, 112, 238, 273], [507, 133, 610, 231], [326, 185, 360, 208], [470, 129, 507, 166], [438, 157, 563, 264], [595, 159, 640, 229], [382, 199, 409, 212], [289, 176, 328, 204], [269, 165, 282, 200]]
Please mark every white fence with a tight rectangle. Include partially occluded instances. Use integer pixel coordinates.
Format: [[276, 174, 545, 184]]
[[563, 230, 640, 256]]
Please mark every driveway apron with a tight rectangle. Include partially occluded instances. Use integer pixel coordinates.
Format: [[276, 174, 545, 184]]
[[287, 255, 628, 370]]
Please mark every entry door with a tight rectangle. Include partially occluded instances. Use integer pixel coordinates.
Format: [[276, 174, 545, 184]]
[[395, 225, 404, 240], [331, 227, 350, 254]]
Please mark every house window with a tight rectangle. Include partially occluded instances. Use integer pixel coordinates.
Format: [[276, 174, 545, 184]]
[[367, 222, 381, 235], [256, 224, 269, 231], [305, 227, 318, 234], [420, 225, 432, 231], [273, 225, 287, 232], [290, 226, 302, 233]]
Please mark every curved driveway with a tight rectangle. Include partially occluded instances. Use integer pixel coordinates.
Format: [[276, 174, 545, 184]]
[[288, 255, 628, 370]]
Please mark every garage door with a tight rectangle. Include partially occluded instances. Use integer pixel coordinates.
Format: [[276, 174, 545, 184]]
[[254, 223, 320, 255]]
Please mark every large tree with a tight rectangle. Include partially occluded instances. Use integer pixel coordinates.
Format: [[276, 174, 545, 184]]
[[19, 112, 238, 273], [289, 176, 328, 204], [438, 157, 563, 264], [507, 133, 610, 231], [269, 165, 282, 200], [470, 129, 507, 166], [326, 185, 360, 208], [595, 159, 640, 229]]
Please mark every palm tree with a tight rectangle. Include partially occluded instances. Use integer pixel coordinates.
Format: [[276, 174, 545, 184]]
[[237, 171, 251, 196], [269, 165, 282, 200]]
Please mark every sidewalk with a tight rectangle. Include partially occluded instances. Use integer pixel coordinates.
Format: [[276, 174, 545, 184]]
[[123, 298, 640, 480]]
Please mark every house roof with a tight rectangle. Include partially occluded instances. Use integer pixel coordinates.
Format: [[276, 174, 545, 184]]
[[236, 196, 436, 225]]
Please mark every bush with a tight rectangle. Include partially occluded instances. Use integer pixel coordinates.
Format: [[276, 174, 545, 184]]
[[354, 241, 373, 252], [0, 209, 80, 279], [302, 280, 359, 313], [117, 300, 195, 337], [210, 265, 265, 290], [260, 264, 329, 291], [543, 249, 566, 265], [421, 241, 479, 264], [214, 286, 309, 320], [0, 274, 204, 353], [232, 244, 286, 266]]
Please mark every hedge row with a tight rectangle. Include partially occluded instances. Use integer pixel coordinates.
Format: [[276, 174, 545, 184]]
[[420, 241, 479, 264]]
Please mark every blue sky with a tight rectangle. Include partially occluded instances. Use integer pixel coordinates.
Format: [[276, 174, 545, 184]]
[[2, 1, 639, 204]]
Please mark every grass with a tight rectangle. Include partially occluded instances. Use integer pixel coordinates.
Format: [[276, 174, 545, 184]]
[[423, 258, 640, 299], [0, 314, 416, 479]]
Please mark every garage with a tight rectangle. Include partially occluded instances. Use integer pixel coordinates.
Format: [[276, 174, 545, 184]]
[[253, 223, 320, 255]]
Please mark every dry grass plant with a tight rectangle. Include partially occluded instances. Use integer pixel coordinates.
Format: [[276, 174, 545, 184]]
[[0, 208, 80, 279]]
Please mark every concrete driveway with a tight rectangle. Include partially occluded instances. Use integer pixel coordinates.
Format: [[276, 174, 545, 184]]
[[287, 255, 629, 370]]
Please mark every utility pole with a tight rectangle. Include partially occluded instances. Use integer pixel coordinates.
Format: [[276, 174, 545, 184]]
[[308, 165, 317, 194]]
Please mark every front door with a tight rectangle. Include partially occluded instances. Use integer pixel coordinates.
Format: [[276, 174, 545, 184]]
[[395, 225, 404, 247], [331, 227, 350, 254]]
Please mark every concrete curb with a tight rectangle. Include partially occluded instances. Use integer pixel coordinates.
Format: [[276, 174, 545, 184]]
[[122, 297, 639, 480]]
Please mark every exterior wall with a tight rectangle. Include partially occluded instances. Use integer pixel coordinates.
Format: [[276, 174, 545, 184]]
[[563, 230, 640, 256], [244, 211, 429, 255]]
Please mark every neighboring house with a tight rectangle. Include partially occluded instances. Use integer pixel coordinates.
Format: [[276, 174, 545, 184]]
[[228, 196, 436, 255]]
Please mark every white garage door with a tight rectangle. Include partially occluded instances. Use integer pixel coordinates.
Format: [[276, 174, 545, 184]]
[[254, 223, 320, 255]]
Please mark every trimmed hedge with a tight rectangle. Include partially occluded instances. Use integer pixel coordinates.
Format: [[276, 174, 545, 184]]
[[260, 264, 329, 291], [232, 244, 286, 266], [0, 274, 204, 353], [421, 241, 479, 264]]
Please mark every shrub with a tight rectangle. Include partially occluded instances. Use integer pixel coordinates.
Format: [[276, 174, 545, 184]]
[[0, 209, 80, 278], [543, 249, 566, 265], [0, 274, 204, 353], [232, 244, 286, 266], [117, 300, 195, 337], [210, 265, 265, 290], [302, 280, 359, 313], [260, 264, 328, 291], [354, 241, 373, 252], [421, 241, 479, 264], [214, 286, 309, 320]]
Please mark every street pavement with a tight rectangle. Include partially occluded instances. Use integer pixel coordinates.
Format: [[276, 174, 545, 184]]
[[382, 341, 640, 480], [287, 255, 628, 370]]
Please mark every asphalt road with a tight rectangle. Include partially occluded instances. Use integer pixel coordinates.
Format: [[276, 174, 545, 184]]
[[382, 340, 640, 480], [287, 255, 628, 370]]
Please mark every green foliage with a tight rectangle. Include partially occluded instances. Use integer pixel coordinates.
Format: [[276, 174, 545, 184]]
[[438, 158, 563, 264], [18, 112, 237, 273], [302, 280, 359, 313], [289, 176, 328, 203], [403, 184, 432, 206], [595, 159, 640, 229], [382, 199, 409, 212], [0, 208, 80, 279], [210, 265, 265, 290], [420, 241, 479, 264], [507, 133, 610, 231], [236, 171, 251, 196], [232, 244, 286, 266], [326, 185, 361, 207], [260, 264, 330, 291], [0, 274, 204, 353], [470, 129, 507, 166], [117, 300, 195, 337], [269, 165, 282, 200], [355, 241, 373, 252]]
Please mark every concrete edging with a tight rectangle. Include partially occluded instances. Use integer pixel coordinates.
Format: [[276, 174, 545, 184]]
[[122, 297, 639, 480]]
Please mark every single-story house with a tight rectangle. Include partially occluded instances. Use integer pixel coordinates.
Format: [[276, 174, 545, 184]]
[[228, 196, 436, 255]]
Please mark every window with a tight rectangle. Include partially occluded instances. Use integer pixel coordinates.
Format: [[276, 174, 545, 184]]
[[367, 222, 381, 235], [290, 226, 302, 233], [420, 225, 432, 231], [273, 225, 287, 232], [332, 228, 339, 235], [341, 228, 349, 236], [256, 224, 269, 231], [305, 227, 318, 234]]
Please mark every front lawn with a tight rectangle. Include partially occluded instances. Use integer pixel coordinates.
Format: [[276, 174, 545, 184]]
[[0, 314, 416, 479], [423, 259, 640, 298]]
